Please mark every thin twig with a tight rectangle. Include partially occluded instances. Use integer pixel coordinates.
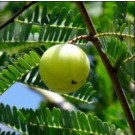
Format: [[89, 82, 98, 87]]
[[0, 2, 37, 30], [67, 34, 102, 45], [68, 35, 97, 44], [68, 33, 134, 44], [95, 32, 135, 39], [123, 55, 135, 63], [76, 2, 135, 135], [68, 35, 88, 44]]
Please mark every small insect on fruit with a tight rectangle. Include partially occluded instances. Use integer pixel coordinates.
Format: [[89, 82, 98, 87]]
[[39, 43, 90, 94]]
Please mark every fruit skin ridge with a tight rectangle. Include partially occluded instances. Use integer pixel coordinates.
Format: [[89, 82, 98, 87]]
[[39, 44, 90, 94]]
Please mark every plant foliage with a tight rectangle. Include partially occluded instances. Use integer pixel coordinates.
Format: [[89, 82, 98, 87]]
[[0, 1, 134, 135], [0, 103, 125, 135], [0, 5, 87, 54]]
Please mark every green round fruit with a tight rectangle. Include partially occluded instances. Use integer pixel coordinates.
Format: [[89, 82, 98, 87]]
[[39, 44, 90, 94]]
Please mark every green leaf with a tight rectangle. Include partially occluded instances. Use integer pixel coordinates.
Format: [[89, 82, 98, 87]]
[[113, 2, 127, 32], [8, 23, 15, 41], [0, 5, 86, 54], [49, 6, 59, 24], [41, 6, 47, 24], [34, 5, 39, 23], [100, 37, 127, 65], [64, 10, 73, 26], [64, 82, 96, 106], [0, 104, 126, 135], [25, 8, 33, 22], [0, 50, 40, 95], [57, 7, 67, 25]]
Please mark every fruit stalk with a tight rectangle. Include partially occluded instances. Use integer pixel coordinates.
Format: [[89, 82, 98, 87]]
[[76, 2, 135, 135]]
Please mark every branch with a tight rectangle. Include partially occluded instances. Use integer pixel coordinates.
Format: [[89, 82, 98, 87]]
[[76, 2, 135, 135], [0, 2, 37, 30], [28, 85, 77, 111]]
